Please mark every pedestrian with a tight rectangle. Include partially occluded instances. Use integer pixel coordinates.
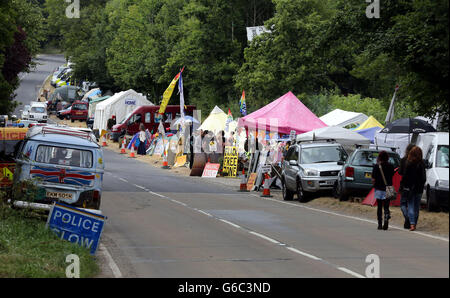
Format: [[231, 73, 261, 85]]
[[107, 115, 116, 140], [401, 146, 426, 231], [371, 150, 395, 230], [398, 143, 416, 229], [137, 123, 147, 155]]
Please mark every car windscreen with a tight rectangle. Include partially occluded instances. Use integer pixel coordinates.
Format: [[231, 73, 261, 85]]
[[35, 145, 93, 168], [301, 146, 348, 164], [119, 112, 132, 124], [31, 107, 46, 113], [72, 104, 87, 110], [352, 151, 399, 167], [436, 145, 449, 168]]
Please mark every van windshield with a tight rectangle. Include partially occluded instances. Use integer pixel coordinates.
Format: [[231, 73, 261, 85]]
[[31, 107, 46, 113], [73, 104, 87, 110], [436, 145, 449, 168], [35, 145, 93, 168], [119, 112, 132, 124]]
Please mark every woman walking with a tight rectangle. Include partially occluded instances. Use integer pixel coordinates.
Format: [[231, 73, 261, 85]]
[[371, 151, 395, 230], [137, 123, 147, 155], [398, 143, 415, 229], [401, 146, 426, 231]]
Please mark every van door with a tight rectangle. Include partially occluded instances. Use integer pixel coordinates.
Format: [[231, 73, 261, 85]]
[[126, 113, 142, 136]]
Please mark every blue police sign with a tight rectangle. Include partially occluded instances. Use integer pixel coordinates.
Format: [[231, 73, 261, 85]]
[[46, 202, 106, 254]]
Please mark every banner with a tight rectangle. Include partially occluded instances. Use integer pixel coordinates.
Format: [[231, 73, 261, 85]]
[[179, 71, 185, 120], [158, 70, 182, 115], [202, 163, 220, 178]]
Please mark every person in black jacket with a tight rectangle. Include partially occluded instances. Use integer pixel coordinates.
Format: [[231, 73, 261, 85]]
[[398, 143, 416, 229], [371, 151, 395, 230], [401, 146, 426, 231]]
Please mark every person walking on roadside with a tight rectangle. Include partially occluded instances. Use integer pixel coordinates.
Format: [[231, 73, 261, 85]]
[[401, 146, 426, 231], [371, 151, 395, 230], [398, 143, 416, 229], [137, 123, 147, 155]]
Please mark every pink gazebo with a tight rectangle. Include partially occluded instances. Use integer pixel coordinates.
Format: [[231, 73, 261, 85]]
[[238, 91, 327, 135]]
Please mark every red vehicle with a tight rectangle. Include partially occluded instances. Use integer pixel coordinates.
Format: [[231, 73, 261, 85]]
[[69, 100, 88, 122], [111, 105, 196, 141]]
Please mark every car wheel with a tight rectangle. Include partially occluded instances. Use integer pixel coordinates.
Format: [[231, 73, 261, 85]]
[[426, 186, 439, 212], [282, 178, 294, 201], [296, 179, 308, 203], [336, 181, 349, 201], [66, 115, 70, 120]]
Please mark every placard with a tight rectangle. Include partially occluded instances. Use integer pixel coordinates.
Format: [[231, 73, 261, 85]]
[[173, 155, 187, 168], [246, 172, 258, 191], [222, 146, 239, 177], [202, 162, 220, 178]]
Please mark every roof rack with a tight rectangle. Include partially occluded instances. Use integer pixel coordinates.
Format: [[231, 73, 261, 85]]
[[41, 126, 92, 140]]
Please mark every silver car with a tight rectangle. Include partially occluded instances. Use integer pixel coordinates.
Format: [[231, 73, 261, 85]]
[[282, 141, 348, 202]]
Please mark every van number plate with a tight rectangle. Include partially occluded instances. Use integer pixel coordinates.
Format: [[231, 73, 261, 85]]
[[46, 191, 73, 200]]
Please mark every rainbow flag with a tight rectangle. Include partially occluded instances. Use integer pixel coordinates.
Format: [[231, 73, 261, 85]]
[[239, 90, 247, 116]]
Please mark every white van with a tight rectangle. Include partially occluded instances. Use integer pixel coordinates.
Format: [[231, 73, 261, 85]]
[[28, 101, 48, 123], [416, 132, 449, 211]]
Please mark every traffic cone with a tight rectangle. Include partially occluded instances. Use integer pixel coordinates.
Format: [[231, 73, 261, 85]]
[[101, 135, 108, 147], [129, 144, 136, 158], [120, 139, 126, 154], [161, 150, 170, 169], [261, 173, 272, 197], [239, 168, 249, 192]]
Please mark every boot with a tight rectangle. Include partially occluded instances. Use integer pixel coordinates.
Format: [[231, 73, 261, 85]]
[[403, 218, 410, 229], [377, 219, 383, 230], [410, 224, 416, 231], [383, 214, 390, 230]]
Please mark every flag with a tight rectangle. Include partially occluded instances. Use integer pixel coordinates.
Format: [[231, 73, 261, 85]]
[[179, 71, 185, 120], [158, 68, 184, 116], [239, 90, 247, 116], [225, 108, 233, 132]]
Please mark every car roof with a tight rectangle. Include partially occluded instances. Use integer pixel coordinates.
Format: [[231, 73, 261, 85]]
[[26, 126, 99, 148], [295, 142, 343, 148]]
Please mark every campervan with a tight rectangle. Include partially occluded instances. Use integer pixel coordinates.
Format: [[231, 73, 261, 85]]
[[28, 101, 48, 123]]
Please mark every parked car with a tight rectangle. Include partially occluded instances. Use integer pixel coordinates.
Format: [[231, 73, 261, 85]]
[[57, 105, 72, 120], [281, 140, 348, 202], [51, 67, 71, 87], [417, 132, 449, 211], [28, 101, 48, 123], [13, 125, 104, 210], [333, 147, 401, 201], [21, 105, 31, 120], [86, 116, 94, 130], [111, 105, 196, 142], [69, 101, 88, 122]]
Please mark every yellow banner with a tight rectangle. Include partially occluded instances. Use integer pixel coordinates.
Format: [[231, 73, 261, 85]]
[[158, 72, 181, 115]]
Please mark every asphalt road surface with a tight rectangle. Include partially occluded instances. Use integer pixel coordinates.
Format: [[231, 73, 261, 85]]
[[100, 149, 449, 278], [12, 54, 449, 278]]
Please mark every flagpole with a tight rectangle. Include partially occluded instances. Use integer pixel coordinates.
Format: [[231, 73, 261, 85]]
[[385, 84, 399, 124]]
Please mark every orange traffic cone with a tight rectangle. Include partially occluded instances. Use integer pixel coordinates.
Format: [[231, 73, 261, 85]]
[[129, 144, 136, 158], [120, 139, 126, 154], [261, 173, 272, 197], [101, 135, 108, 147], [162, 150, 170, 169], [239, 168, 249, 192]]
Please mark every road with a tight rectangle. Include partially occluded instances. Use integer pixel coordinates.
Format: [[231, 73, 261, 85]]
[[13, 54, 66, 118], [12, 54, 449, 278], [100, 149, 449, 278]]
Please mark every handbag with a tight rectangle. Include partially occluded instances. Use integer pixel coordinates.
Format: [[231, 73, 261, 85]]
[[379, 164, 397, 200]]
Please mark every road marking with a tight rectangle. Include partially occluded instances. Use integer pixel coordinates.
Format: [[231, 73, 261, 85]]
[[133, 184, 147, 190], [99, 244, 122, 278], [170, 199, 187, 206], [337, 267, 366, 278], [219, 219, 242, 229], [118, 177, 128, 183], [196, 210, 213, 217], [286, 247, 322, 261], [249, 231, 281, 245], [149, 191, 166, 198]]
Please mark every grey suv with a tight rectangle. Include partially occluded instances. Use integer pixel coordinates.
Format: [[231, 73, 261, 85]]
[[282, 141, 348, 202]]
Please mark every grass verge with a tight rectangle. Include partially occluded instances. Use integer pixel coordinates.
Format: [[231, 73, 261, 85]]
[[0, 200, 99, 278]]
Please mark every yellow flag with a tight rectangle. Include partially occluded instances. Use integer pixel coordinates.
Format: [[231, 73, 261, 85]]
[[159, 71, 181, 115]]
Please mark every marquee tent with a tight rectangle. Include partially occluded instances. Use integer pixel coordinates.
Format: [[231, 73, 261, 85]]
[[296, 126, 371, 146], [320, 109, 368, 128], [93, 89, 153, 132], [197, 106, 229, 134], [82, 88, 101, 101], [88, 95, 110, 118], [354, 116, 384, 131], [238, 91, 327, 135]]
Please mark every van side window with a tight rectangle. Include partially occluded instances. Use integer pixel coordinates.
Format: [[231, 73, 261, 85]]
[[154, 112, 161, 123], [145, 112, 151, 123]]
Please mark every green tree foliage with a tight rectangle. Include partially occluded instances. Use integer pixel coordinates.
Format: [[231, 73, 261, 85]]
[[0, 0, 45, 114]]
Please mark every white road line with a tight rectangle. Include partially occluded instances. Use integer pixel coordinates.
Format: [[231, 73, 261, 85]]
[[219, 219, 242, 229], [99, 244, 122, 278], [197, 210, 213, 217], [133, 184, 146, 190], [248, 231, 281, 245], [286, 247, 322, 261], [171, 199, 187, 206], [337, 267, 366, 279], [118, 177, 128, 183], [149, 191, 166, 198]]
